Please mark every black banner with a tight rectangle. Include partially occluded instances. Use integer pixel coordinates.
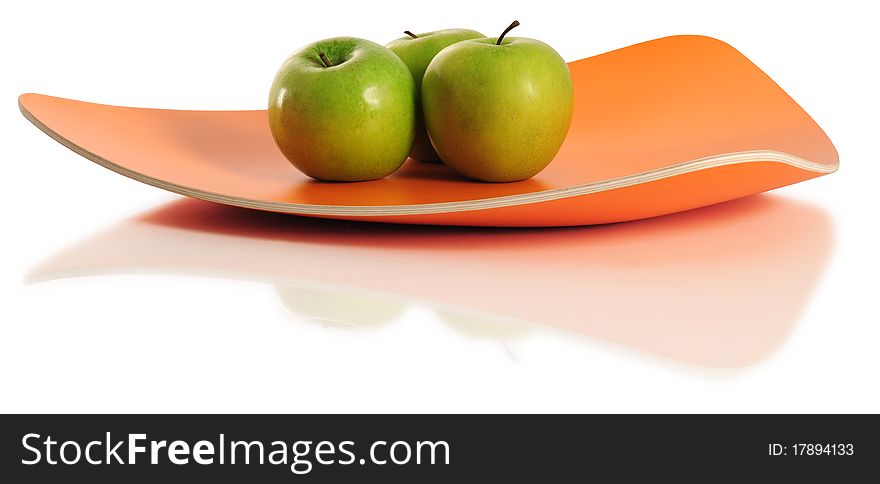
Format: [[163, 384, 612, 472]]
[[1, 414, 876, 482]]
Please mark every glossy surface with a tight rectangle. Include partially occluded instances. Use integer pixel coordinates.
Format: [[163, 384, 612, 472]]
[[28, 195, 831, 368], [268, 37, 416, 181], [19, 35, 838, 226], [422, 36, 574, 181], [386, 28, 485, 161], [6, 0, 879, 416]]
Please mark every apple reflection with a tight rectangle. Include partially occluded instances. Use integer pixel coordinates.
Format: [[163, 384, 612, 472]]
[[27, 194, 832, 368], [274, 285, 406, 330]]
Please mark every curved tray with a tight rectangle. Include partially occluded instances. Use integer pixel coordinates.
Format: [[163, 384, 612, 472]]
[[19, 35, 838, 227]]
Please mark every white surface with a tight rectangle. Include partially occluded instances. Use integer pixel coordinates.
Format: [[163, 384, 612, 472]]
[[1, 0, 878, 413]]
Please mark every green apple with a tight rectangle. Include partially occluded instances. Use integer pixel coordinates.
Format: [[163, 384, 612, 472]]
[[386, 28, 484, 162], [268, 37, 416, 181], [422, 21, 574, 182]]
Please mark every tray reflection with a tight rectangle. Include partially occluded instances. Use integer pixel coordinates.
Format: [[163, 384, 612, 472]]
[[28, 194, 833, 368]]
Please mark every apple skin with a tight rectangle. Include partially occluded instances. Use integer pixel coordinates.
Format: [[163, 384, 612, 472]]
[[386, 29, 484, 162], [422, 37, 574, 182], [268, 37, 416, 181]]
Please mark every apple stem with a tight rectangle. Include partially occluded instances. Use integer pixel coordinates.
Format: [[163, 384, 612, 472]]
[[318, 51, 334, 68], [404, 31, 418, 39], [496, 20, 520, 45]]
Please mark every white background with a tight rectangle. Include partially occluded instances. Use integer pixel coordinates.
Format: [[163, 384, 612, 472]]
[[1, 0, 877, 413]]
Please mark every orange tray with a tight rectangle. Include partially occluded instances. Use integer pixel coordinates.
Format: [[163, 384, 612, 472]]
[[19, 35, 838, 227]]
